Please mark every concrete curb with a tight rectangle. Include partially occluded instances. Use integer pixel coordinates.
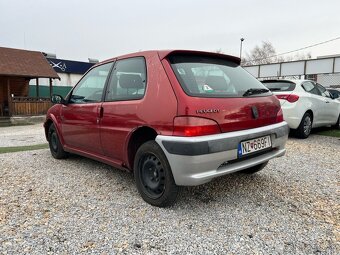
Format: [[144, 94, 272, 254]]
[[10, 115, 45, 125]]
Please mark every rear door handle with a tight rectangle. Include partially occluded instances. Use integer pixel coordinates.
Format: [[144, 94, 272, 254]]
[[325, 101, 330, 103]]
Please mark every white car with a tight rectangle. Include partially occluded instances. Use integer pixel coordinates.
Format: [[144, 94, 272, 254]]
[[262, 79, 340, 138], [328, 88, 340, 101]]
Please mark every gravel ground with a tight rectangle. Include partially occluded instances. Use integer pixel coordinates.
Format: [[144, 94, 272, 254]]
[[0, 123, 46, 147], [0, 135, 339, 254]]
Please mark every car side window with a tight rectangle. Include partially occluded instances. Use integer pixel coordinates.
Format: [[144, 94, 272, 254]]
[[316, 83, 331, 98], [302, 82, 321, 96], [332, 90, 340, 98], [70, 62, 113, 104], [105, 57, 147, 101]]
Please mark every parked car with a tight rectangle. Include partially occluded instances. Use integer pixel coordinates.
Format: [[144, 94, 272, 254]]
[[262, 79, 340, 138], [327, 88, 340, 101], [45, 50, 288, 207]]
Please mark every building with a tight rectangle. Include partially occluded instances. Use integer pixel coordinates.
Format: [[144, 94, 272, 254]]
[[29, 55, 96, 97], [315, 54, 340, 88], [0, 46, 59, 117]]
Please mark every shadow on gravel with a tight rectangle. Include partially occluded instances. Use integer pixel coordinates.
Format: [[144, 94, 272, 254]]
[[177, 172, 280, 208], [61, 153, 281, 209]]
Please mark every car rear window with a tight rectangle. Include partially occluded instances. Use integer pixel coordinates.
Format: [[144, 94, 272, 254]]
[[262, 81, 296, 91], [168, 54, 270, 98]]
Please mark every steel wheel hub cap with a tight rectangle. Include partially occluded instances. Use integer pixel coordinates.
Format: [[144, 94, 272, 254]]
[[51, 132, 58, 151], [304, 116, 312, 135], [140, 154, 165, 198]]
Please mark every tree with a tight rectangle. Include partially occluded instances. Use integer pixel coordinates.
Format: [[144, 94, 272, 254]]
[[242, 41, 279, 65], [242, 41, 311, 66]]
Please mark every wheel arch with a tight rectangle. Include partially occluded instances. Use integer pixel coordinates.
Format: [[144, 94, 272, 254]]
[[126, 126, 158, 170], [44, 115, 63, 143], [305, 109, 314, 122]]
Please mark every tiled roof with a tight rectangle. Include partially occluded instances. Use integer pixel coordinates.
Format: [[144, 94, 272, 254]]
[[0, 47, 59, 79]]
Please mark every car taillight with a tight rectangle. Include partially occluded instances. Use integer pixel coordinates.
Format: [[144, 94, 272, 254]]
[[276, 94, 299, 103], [173, 116, 221, 137], [276, 108, 284, 123]]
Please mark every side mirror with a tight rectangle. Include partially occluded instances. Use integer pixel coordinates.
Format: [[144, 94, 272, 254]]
[[51, 94, 66, 104]]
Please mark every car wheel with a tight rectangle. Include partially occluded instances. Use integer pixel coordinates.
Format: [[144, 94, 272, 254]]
[[240, 161, 268, 174], [332, 114, 340, 130], [295, 112, 313, 139], [48, 123, 67, 159], [134, 141, 179, 207]]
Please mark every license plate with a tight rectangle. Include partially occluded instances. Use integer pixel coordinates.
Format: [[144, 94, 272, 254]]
[[238, 135, 272, 157]]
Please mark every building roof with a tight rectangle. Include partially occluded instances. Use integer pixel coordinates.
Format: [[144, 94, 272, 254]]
[[0, 47, 59, 79]]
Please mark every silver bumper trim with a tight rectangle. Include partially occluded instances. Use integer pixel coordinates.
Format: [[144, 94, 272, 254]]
[[156, 122, 288, 186]]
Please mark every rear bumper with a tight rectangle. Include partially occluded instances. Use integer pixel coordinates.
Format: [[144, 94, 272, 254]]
[[156, 122, 289, 186], [280, 101, 304, 129]]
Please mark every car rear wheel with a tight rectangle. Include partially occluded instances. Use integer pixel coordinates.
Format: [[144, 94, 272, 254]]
[[134, 141, 179, 207], [48, 123, 67, 159], [240, 161, 268, 174], [295, 112, 313, 139]]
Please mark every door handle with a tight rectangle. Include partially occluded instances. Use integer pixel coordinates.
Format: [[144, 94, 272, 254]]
[[96, 106, 104, 124], [99, 106, 104, 118], [325, 101, 330, 103]]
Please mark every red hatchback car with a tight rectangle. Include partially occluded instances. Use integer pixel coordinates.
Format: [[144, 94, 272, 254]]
[[45, 50, 288, 207]]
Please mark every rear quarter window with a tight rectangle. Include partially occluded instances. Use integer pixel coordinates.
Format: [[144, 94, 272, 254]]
[[262, 81, 296, 92]]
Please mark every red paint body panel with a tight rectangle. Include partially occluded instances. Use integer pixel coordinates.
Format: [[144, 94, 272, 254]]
[[100, 53, 177, 164], [161, 58, 281, 133], [61, 103, 104, 154], [45, 50, 283, 171]]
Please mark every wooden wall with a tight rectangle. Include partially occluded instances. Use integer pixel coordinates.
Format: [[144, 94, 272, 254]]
[[11, 100, 52, 116], [0, 76, 30, 116], [0, 76, 29, 102]]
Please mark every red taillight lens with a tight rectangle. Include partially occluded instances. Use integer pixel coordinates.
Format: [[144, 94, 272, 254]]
[[276, 94, 299, 103], [276, 108, 284, 123], [173, 116, 221, 137]]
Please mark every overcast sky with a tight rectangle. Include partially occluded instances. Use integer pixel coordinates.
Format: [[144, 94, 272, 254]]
[[1, 0, 340, 62]]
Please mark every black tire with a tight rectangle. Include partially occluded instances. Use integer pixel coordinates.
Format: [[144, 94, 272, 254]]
[[332, 114, 340, 130], [48, 123, 67, 159], [240, 161, 268, 174], [295, 112, 313, 139], [134, 141, 179, 207]]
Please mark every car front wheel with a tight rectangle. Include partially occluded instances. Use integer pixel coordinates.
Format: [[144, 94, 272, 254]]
[[332, 114, 340, 130], [134, 141, 179, 207], [48, 123, 67, 159]]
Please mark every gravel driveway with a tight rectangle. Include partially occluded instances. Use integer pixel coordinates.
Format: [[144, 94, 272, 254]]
[[0, 135, 339, 254]]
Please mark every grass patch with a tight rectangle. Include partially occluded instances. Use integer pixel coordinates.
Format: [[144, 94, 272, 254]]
[[314, 128, 340, 138], [0, 144, 49, 154]]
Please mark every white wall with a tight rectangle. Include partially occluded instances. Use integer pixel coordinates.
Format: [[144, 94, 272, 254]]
[[29, 73, 83, 87]]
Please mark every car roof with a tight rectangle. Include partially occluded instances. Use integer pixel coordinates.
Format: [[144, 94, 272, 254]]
[[96, 50, 241, 66], [262, 79, 313, 85]]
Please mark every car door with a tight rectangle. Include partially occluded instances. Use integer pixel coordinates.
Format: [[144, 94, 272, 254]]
[[316, 83, 339, 124], [301, 81, 325, 125], [99, 57, 147, 164], [61, 62, 113, 154]]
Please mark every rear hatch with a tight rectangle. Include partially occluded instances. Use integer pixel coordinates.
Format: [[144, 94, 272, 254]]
[[165, 53, 282, 134], [262, 80, 297, 106]]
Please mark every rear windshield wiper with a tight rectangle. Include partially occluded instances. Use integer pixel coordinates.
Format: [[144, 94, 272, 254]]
[[243, 88, 270, 97]]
